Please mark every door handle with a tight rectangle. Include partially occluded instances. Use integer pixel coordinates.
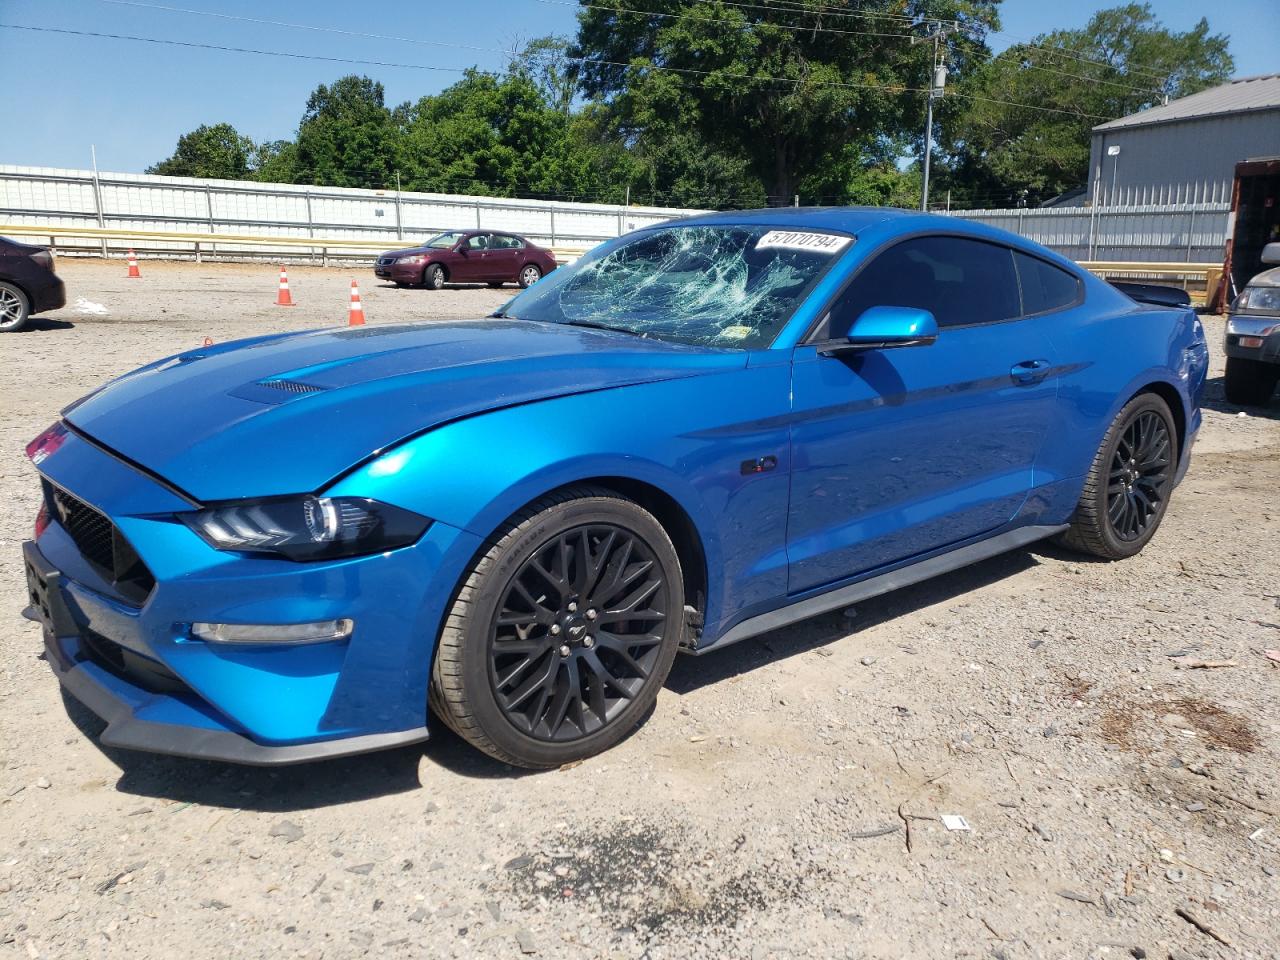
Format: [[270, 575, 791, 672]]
[[1010, 359, 1052, 384]]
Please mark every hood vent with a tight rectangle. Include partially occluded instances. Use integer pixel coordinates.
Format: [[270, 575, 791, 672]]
[[260, 378, 327, 395], [227, 378, 333, 405]]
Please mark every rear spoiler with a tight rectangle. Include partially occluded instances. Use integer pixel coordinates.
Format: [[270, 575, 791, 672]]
[[1109, 280, 1192, 309]]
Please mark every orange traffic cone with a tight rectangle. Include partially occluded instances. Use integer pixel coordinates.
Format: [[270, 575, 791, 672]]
[[126, 249, 141, 279], [347, 279, 366, 326], [276, 266, 295, 307]]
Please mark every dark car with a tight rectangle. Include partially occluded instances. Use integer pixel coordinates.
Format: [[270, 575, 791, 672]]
[[375, 230, 558, 291], [1224, 241, 1280, 406], [1, 237, 66, 332]]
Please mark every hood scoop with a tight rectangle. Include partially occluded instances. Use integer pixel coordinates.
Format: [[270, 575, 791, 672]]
[[229, 378, 333, 405]]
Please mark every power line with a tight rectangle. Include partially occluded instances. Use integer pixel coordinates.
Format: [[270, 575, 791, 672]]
[[978, 27, 1171, 84], [0, 22, 471, 74], [695, 0, 935, 28], [6, 11, 1120, 122], [95, 0, 507, 59], [529, 0, 918, 41]]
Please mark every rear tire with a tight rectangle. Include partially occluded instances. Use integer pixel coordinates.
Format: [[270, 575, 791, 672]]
[[429, 486, 684, 768], [1059, 392, 1177, 560], [518, 264, 542, 289], [1224, 357, 1278, 406], [423, 264, 446, 290], [0, 282, 31, 333]]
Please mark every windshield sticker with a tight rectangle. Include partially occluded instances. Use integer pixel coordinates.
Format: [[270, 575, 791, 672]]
[[755, 231, 851, 254], [718, 325, 752, 340]]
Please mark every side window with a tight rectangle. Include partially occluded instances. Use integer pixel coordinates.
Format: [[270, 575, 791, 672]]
[[1014, 251, 1081, 315], [495, 235, 524, 249], [826, 236, 1021, 336], [464, 234, 489, 250]]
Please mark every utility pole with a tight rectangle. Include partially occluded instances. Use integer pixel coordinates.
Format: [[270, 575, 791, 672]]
[[914, 21, 957, 211]]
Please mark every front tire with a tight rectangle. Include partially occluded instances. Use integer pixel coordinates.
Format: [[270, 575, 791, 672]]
[[430, 487, 685, 768], [1059, 393, 1177, 560], [423, 264, 446, 290], [0, 282, 31, 333], [1224, 357, 1278, 406]]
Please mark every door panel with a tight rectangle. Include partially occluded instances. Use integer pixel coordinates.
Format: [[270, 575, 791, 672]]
[[487, 236, 522, 281], [451, 235, 488, 281], [786, 321, 1058, 592]]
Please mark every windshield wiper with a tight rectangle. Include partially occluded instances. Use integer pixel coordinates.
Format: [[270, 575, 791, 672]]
[[562, 319, 650, 338]]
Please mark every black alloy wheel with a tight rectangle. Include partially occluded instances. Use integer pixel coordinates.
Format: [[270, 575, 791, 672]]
[[489, 524, 668, 741], [1059, 392, 1178, 560], [429, 487, 685, 768], [1106, 409, 1172, 541]]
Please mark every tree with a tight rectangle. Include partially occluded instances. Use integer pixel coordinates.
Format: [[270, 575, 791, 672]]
[[941, 3, 1233, 207], [146, 123, 256, 179], [292, 76, 402, 189], [250, 140, 297, 183], [570, 0, 999, 206]]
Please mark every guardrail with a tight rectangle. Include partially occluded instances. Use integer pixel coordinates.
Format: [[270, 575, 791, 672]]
[[1, 223, 1225, 306], [0, 223, 589, 265]]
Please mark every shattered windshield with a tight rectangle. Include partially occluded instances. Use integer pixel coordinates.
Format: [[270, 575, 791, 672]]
[[498, 225, 852, 348], [424, 231, 464, 248]]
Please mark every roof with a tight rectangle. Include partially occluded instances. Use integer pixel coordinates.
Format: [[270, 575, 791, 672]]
[[1094, 73, 1280, 132], [677, 206, 916, 233]]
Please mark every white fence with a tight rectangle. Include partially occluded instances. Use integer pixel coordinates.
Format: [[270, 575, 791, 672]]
[[0, 164, 703, 259], [0, 164, 1231, 266], [943, 202, 1231, 264]]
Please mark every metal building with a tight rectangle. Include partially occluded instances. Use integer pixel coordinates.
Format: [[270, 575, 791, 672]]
[[1089, 73, 1280, 206]]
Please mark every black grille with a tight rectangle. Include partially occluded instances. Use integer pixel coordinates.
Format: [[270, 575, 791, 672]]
[[47, 483, 115, 569], [377, 256, 395, 266], [42, 481, 156, 605], [78, 630, 186, 694], [260, 379, 326, 395]]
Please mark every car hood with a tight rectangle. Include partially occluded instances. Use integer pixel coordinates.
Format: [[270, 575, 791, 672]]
[[1248, 266, 1280, 288], [63, 319, 744, 502], [379, 246, 435, 258]]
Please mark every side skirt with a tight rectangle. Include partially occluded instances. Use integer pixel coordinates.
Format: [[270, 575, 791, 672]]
[[693, 523, 1068, 655]]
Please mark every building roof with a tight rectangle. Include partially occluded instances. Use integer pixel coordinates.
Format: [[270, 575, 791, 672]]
[[1093, 73, 1280, 132]]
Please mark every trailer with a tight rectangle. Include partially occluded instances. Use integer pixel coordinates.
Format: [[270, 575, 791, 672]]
[[1217, 156, 1280, 311]]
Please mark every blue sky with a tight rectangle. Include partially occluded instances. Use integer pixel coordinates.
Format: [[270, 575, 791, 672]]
[[2, 0, 1276, 173]]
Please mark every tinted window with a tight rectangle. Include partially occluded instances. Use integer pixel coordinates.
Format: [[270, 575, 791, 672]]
[[493, 235, 525, 249], [827, 236, 1021, 335], [463, 234, 489, 250], [1015, 252, 1081, 315]]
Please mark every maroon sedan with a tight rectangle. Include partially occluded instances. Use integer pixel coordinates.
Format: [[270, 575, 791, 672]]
[[375, 230, 558, 291]]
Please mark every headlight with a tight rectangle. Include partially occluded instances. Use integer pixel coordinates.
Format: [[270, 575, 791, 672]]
[[397, 254, 425, 265], [179, 496, 430, 561], [1238, 286, 1280, 312]]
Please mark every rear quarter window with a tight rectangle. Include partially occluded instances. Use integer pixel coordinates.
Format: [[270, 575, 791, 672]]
[[1015, 252, 1082, 315]]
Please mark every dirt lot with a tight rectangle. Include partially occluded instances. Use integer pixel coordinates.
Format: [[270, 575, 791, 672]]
[[2, 258, 1279, 960]]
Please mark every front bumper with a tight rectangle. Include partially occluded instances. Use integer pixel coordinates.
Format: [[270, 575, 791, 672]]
[[373, 259, 424, 283], [1225, 314, 1280, 364], [25, 541, 429, 764], [24, 430, 484, 764]]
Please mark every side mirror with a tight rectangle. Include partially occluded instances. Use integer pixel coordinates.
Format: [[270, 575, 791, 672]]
[[1262, 242, 1280, 266], [816, 306, 938, 356]]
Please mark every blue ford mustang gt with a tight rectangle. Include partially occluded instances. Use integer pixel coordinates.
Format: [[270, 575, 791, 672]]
[[21, 209, 1208, 768]]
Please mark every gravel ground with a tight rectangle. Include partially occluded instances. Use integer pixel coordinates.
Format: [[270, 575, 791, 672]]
[[2, 258, 1279, 960]]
